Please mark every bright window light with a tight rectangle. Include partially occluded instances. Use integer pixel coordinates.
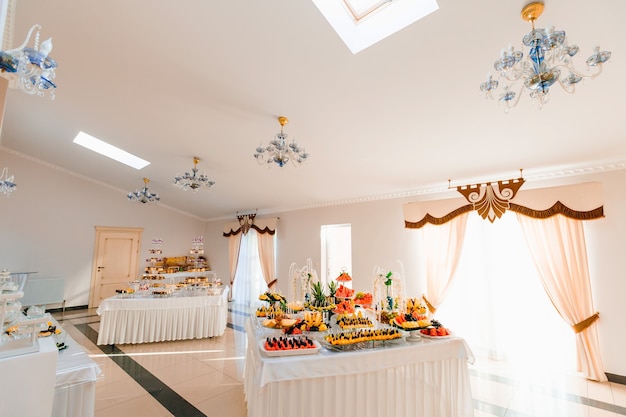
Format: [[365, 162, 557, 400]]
[[73, 131, 150, 170], [312, 0, 439, 54]]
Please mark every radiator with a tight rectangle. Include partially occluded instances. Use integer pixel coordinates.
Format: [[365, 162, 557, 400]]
[[20, 277, 65, 308]]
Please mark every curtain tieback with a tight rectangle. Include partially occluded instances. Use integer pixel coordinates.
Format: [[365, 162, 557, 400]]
[[267, 279, 278, 289], [422, 294, 437, 314], [573, 312, 599, 334]]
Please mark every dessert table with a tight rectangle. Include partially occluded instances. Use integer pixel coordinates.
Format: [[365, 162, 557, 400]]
[[96, 286, 229, 345], [53, 329, 102, 417], [244, 319, 475, 417]]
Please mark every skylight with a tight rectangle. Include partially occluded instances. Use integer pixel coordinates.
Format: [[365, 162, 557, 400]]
[[312, 0, 439, 54], [73, 131, 150, 170]]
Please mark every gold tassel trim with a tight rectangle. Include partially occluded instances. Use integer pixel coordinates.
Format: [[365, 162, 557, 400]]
[[422, 294, 437, 314], [572, 312, 600, 334]]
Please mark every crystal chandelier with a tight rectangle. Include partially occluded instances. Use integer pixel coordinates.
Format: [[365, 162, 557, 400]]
[[0, 24, 57, 99], [254, 116, 309, 167], [128, 178, 160, 204], [0, 167, 17, 196], [173, 157, 215, 191], [480, 2, 611, 112]]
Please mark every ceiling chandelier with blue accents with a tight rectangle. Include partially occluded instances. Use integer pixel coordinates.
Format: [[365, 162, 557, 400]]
[[480, 2, 611, 112]]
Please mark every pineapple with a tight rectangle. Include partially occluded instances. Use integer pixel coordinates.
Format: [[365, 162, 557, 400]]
[[328, 280, 337, 299], [311, 281, 326, 306]]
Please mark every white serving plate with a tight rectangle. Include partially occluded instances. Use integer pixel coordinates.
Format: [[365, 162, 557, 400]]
[[418, 330, 454, 339], [259, 338, 321, 357]]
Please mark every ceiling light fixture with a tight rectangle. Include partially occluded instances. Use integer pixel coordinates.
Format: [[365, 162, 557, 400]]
[[173, 157, 215, 192], [0, 24, 57, 99], [73, 131, 150, 170], [128, 178, 160, 204], [479, 2, 611, 112], [254, 116, 309, 168], [0, 167, 16, 196]]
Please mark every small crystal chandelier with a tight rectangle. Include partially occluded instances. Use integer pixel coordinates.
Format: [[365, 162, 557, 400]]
[[173, 157, 215, 191], [0, 24, 58, 99], [0, 167, 17, 196], [254, 116, 310, 167], [128, 178, 160, 204], [480, 2, 611, 112]]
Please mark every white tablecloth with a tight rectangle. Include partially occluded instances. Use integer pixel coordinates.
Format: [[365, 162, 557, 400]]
[[96, 287, 229, 344], [53, 330, 102, 417], [0, 337, 58, 417], [244, 319, 475, 417]]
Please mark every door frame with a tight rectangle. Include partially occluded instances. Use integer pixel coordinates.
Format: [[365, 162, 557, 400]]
[[88, 226, 143, 308]]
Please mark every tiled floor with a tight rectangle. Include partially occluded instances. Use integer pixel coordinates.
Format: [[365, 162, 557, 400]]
[[52, 305, 626, 417]]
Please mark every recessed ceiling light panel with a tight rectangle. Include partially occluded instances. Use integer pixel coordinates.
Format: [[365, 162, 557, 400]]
[[73, 131, 150, 170], [312, 0, 439, 54]]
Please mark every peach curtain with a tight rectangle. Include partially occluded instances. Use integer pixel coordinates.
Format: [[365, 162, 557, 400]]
[[228, 234, 242, 300], [419, 212, 469, 313], [516, 213, 607, 381], [257, 232, 276, 289]]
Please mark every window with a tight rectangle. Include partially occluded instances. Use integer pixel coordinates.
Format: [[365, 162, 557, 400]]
[[320, 224, 352, 286], [232, 229, 268, 307], [435, 212, 576, 373]]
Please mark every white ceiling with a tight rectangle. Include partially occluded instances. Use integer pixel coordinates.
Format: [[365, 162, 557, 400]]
[[1, 0, 625, 220]]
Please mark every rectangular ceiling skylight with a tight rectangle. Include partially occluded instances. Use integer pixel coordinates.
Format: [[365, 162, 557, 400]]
[[73, 131, 150, 170], [312, 0, 439, 54]]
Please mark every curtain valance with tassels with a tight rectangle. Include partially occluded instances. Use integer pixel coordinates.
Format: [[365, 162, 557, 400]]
[[223, 217, 278, 236], [404, 182, 604, 229]]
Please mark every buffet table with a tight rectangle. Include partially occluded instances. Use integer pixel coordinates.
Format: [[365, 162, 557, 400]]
[[53, 330, 102, 417], [244, 319, 475, 417], [0, 336, 58, 417], [96, 286, 229, 345]]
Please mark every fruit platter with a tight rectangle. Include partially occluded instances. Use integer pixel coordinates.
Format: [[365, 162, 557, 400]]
[[353, 291, 373, 308], [418, 320, 453, 338], [260, 335, 321, 357], [336, 311, 374, 329], [255, 304, 284, 317], [260, 316, 299, 330], [333, 298, 355, 315], [298, 311, 328, 332], [322, 328, 404, 351], [390, 313, 432, 342], [391, 313, 431, 330]]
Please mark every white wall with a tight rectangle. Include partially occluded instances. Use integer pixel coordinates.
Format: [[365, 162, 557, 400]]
[[205, 168, 626, 377], [0, 150, 205, 306]]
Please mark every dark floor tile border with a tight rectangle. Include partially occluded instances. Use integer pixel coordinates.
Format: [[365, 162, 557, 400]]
[[608, 373, 626, 386], [73, 323, 207, 417], [228, 307, 251, 318], [227, 322, 246, 333], [47, 304, 89, 313]]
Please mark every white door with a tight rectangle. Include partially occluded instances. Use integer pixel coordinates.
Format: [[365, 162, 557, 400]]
[[89, 226, 143, 308]]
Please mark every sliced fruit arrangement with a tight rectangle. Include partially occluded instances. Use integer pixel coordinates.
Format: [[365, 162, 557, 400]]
[[420, 327, 452, 337], [336, 311, 374, 329], [392, 313, 431, 330], [324, 328, 402, 346], [420, 319, 452, 336], [353, 291, 373, 306], [299, 311, 328, 331], [406, 298, 427, 315], [264, 336, 317, 351], [335, 284, 355, 298], [256, 304, 284, 317], [333, 298, 355, 315]]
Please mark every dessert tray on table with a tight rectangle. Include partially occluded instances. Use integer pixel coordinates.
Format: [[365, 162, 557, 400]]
[[259, 336, 321, 357]]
